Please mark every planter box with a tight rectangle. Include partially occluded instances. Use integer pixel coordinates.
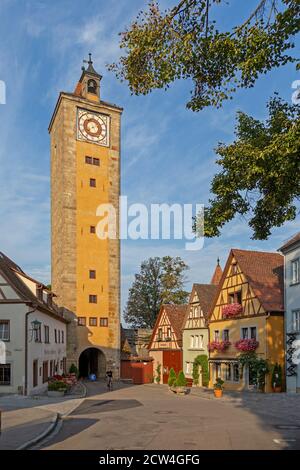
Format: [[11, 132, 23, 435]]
[[170, 386, 188, 395], [47, 390, 65, 398]]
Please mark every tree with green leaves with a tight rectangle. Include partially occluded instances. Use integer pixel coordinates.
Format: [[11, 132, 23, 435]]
[[109, 0, 299, 111], [197, 96, 300, 240], [124, 256, 189, 328]]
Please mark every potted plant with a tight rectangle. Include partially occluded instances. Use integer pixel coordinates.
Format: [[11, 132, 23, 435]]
[[272, 363, 282, 393], [168, 368, 177, 390], [174, 370, 188, 395], [213, 377, 224, 398], [47, 380, 68, 397]]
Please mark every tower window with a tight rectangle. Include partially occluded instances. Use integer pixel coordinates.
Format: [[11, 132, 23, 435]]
[[90, 226, 96, 234], [93, 158, 100, 166], [87, 79, 97, 94], [85, 156, 92, 164], [100, 317, 108, 327], [78, 317, 86, 326], [89, 295, 97, 304], [89, 270, 96, 279], [89, 317, 97, 327], [90, 178, 96, 188]]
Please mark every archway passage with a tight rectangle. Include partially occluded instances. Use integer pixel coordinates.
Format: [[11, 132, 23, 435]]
[[79, 348, 106, 379]]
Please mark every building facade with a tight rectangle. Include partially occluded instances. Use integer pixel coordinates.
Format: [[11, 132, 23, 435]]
[[148, 304, 187, 384], [49, 56, 122, 378], [0, 253, 67, 395], [183, 284, 218, 383], [182, 261, 222, 383], [208, 249, 285, 393], [279, 233, 300, 393]]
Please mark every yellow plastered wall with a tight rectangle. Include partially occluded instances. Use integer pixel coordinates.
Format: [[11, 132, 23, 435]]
[[76, 141, 110, 348]]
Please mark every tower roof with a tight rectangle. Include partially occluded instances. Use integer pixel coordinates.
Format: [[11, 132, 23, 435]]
[[210, 258, 223, 285], [80, 53, 102, 81]]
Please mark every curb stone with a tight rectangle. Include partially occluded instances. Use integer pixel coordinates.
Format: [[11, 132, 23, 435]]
[[17, 413, 60, 450], [16, 382, 88, 450]]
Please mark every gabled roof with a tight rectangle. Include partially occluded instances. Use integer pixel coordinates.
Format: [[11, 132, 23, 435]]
[[0, 252, 68, 323], [278, 232, 300, 253], [149, 304, 188, 348], [189, 283, 218, 319], [209, 249, 284, 318]]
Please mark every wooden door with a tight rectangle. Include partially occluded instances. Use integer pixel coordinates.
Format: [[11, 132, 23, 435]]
[[162, 350, 183, 384]]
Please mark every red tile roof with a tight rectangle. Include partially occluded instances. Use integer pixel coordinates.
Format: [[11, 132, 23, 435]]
[[210, 262, 223, 285], [149, 304, 188, 348], [190, 284, 218, 318], [232, 249, 284, 312]]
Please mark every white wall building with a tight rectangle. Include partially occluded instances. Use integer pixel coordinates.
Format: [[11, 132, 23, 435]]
[[0, 252, 68, 395], [279, 233, 300, 393]]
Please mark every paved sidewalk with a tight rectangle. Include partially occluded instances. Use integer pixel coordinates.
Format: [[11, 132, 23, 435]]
[[0, 382, 86, 450]]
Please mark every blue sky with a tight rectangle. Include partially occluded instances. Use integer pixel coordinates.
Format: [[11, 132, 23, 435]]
[[0, 0, 299, 318]]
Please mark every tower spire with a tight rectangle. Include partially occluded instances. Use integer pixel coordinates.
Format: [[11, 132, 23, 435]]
[[211, 258, 223, 285]]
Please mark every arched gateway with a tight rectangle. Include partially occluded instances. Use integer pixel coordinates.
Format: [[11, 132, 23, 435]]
[[79, 348, 106, 379]]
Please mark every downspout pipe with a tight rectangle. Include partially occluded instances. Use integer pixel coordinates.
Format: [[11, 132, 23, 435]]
[[24, 303, 38, 396]]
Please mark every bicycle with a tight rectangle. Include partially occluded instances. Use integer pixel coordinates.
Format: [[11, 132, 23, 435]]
[[106, 376, 113, 391]]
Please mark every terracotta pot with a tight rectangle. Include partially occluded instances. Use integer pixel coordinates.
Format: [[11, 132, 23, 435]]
[[214, 388, 223, 398], [273, 386, 282, 393]]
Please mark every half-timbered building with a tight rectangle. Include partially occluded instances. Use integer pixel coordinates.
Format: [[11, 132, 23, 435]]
[[208, 249, 284, 393], [148, 304, 187, 384], [182, 260, 222, 383]]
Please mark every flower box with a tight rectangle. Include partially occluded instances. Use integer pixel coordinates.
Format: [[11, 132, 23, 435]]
[[222, 303, 243, 318], [235, 339, 259, 352], [208, 340, 231, 352]]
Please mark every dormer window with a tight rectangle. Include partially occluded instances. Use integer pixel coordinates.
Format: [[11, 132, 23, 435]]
[[87, 79, 97, 94]]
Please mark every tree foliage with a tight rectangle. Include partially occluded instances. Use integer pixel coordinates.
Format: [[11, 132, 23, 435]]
[[192, 354, 209, 386], [124, 256, 189, 328], [197, 96, 300, 240], [109, 0, 299, 111]]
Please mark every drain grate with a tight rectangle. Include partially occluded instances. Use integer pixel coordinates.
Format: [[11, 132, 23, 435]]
[[154, 410, 174, 415]]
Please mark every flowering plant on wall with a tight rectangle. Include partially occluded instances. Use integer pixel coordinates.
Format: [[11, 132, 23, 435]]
[[235, 339, 259, 352], [208, 340, 231, 352], [222, 303, 243, 318]]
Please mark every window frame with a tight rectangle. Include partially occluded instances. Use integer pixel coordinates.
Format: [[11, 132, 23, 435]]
[[89, 270, 96, 279], [89, 294, 97, 304], [291, 258, 300, 285], [0, 363, 11, 386], [78, 317, 86, 327], [292, 309, 300, 332], [100, 317, 108, 327], [44, 325, 50, 344], [89, 317, 98, 327], [222, 329, 229, 342], [0, 320, 10, 341], [89, 178, 96, 188]]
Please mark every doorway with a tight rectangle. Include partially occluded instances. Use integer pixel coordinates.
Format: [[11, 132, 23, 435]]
[[79, 348, 106, 378]]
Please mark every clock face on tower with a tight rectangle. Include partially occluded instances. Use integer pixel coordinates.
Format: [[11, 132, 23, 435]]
[[77, 109, 109, 146]]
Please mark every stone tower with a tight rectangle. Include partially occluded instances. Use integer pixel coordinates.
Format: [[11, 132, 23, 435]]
[[49, 55, 122, 378]]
